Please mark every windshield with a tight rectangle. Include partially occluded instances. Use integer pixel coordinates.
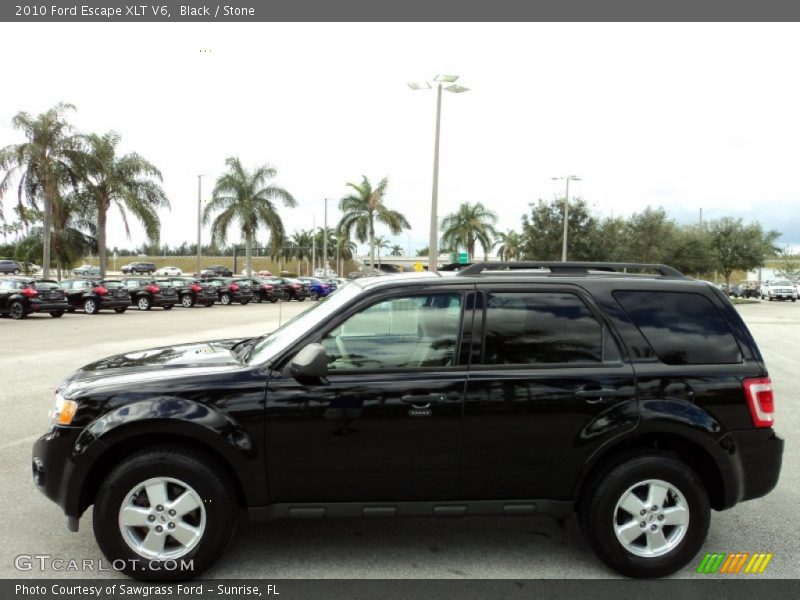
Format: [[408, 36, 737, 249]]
[[773, 280, 792, 286], [247, 281, 363, 365]]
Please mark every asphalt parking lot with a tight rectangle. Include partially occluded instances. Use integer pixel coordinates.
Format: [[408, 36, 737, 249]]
[[0, 300, 797, 579]]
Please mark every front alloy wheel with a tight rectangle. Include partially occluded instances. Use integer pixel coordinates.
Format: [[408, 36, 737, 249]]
[[9, 300, 25, 319], [220, 294, 232, 305], [94, 446, 237, 580], [181, 294, 195, 308], [84, 298, 99, 314]]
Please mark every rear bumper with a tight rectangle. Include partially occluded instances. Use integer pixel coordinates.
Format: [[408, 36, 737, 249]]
[[713, 429, 784, 508]]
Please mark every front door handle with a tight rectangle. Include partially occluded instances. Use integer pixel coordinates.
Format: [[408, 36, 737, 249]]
[[574, 387, 623, 403], [401, 393, 446, 405]]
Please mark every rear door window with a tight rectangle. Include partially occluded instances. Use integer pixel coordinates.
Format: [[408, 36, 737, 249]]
[[614, 290, 741, 365]]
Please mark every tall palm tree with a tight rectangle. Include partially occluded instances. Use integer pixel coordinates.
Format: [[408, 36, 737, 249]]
[[78, 132, 169, 276], [373, 235, 391, 268], [390, 243, 403, 257], [0, 103, 82, 279], [495, 229, 522, 261], [204, 157, 296, 277], [338, 176, 410, 269], [440, 202, 498, 260]]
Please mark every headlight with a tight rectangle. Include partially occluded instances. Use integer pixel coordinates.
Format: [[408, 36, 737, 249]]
[[49, 391, 78, 426]]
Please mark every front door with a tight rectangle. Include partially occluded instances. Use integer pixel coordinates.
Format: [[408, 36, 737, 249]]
[[264, 289, 472, 503]]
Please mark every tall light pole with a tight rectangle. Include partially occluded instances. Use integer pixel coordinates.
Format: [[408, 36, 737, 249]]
[[409, 74, 470, 272], [196, 175, 203, 275], [552, 175, 581, 262], [322, 198, 328, 277]]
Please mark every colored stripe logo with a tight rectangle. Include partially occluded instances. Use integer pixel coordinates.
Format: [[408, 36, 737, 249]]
[[696, 553, 773, 574]]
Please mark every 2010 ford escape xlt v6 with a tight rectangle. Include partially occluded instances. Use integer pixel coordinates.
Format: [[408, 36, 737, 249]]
[[32, 262, 783, 580]]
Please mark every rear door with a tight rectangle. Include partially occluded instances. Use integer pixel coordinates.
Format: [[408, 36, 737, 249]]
[[461, 284, 638, 501]]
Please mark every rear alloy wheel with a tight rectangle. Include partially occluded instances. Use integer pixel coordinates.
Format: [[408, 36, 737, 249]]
[[114, 307, 127, 314], [94, 446, 237, 580], [9, 300, 25, 319], [50, 311, 64, 318], [181, 294, 195, 308], [581, 452, 709, 578], [137, 296, 152, 311], [220, 294, 232, 305], [84, 298, 100, 314]]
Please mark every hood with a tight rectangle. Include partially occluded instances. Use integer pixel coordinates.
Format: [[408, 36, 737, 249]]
[[60, 339, 249, 395]]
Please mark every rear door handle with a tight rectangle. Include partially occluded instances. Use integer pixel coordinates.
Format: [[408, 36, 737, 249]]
[[401, 393, 447, 405], [574, 387, 623, 403]]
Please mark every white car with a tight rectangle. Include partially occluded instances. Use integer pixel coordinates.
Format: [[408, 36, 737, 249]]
[[154, 266, 182, 276], [760, 279, 797, 302]]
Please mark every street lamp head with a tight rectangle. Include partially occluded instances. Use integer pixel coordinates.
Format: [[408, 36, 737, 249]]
[[407, 81, 432, 90], [434, 74, 459, 82], [445, 84, 469, 94]]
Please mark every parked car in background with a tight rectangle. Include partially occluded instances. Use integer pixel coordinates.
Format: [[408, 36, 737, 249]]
[[238, 277, 281, 303], [206, 277, 254, 305], [241, 269, 273, 277], [155, 266, 182, 277], [760, 279, 797, 302], [726, 284, 744, 298], [73, 264, 101, 276], [121, 262, 156, 275], [205, 265, 233, 277], [59, 278, 131, 314], [0, 276, 66, 318], [120, 277, 178, 311], [264, 277, 307, 301], [156, 277, 217, 308], [297, 277, 333, 300], [0, 259, 23, 275]]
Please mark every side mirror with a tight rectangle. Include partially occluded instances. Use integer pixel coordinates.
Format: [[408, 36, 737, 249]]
[[289, 343, 328, 381]]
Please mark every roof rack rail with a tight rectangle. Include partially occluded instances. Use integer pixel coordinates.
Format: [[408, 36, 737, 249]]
[[455, 261, 686, 278]]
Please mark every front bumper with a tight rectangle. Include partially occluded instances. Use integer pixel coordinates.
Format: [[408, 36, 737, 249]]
[[32, 427, 87, 525]]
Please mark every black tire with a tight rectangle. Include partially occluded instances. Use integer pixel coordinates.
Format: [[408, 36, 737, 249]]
[[9, 300, 25, 319], [297, 296, 305, 302], [83, 298, 100, 315], [163, 304, 174, 311], [13, 268, 20, 275], [580, 452, 710, 578], [93, 446, 238, 581], [50, 311, 64, 318], [114, 307, 127, 314], [255, 295, 263, 304], [220, 293, 232, 305], [239, 300, 249, 305], [137, 296, 152, 311], [270, 297, 278, 304], [181, 294, 195, 308], [204, 302, 214, 307], [309, 291, 319, 301]]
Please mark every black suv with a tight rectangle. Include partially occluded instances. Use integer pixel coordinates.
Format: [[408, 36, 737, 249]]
[[207, 276, 254, 305], [120, 277, 178, 311], [0, 277, 68, 318], [157, 277, 218, 308], [59, 279, 131, 314], [31, 262, 783, 580], [121, 262, 156, 275]]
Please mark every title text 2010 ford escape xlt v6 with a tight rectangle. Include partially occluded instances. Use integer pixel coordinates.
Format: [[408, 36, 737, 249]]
[[32, 262, 783, 580]]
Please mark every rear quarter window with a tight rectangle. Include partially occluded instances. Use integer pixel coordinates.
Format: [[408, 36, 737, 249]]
[[614, 290, 742, 365]]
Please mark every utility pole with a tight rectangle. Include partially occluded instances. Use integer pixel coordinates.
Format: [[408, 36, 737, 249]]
[[196, 175, 202, 275], [311, 214, 316, 277], [323, 198, 328, 278]]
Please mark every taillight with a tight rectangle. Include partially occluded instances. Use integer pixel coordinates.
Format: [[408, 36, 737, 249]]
[[191, 284, 202, 292], [92, 285, 108, 295], [21, 287, 38, 298], [743, 377, 774, 428], [147, 285, 160, 293], [229, 283, 239, 292]]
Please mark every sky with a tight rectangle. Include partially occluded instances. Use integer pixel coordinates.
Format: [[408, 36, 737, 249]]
[[1, 22, 799, 255]]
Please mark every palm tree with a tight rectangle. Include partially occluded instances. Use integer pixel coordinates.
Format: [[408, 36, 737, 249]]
[[0, 103, 82, 279], [390, 244, 403, 257], [373, 235, 391, 268], [338, 176, 410, 269], [204, 157, 296, 277], [440, 202, 498, 260], [495, 229, 522, 261], [78, 132, 169, 276]]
